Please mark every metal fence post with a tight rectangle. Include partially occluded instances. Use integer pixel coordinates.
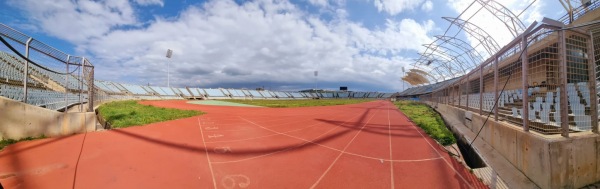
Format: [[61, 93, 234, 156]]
[[587, 31, 598, 133], [480, 66, 483, 115], [521, 35, 530, 132], [79, 58, 84, 112], [494, 56, 499, 121], [458, 82, 462, 108], [23, 37, 32, 103], [559, 30, 570, 137], [465, 74, 471, 111], [64, 55, 70, 112], [87, 63, 94, 112]]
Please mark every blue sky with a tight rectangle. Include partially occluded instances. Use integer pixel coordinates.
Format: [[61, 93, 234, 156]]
[[0, 0, 566, 92]]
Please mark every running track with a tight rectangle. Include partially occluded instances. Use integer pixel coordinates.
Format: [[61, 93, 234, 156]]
[[0, 100, 487, 189]]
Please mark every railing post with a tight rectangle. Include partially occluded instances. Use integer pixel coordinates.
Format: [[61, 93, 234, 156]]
[[480, 66, 483, 115], [458, 82, 462, 108], [64, 55, 70, 112], [79, 57, 84, 112], [559, 30, 570, 137], [466, 74, 470, 110], [494, 56, 499, 121], [88, 63, 94, 112], [521, 35, 530, 132], [588, 31, 598, 133], [23, 37, 32, 103]]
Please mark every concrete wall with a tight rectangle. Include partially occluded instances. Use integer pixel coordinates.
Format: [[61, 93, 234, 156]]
[[0, 97, 96, 140], [431, 102, 600, 189]]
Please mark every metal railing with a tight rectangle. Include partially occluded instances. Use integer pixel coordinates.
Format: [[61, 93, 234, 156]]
[[408, 22, 599, 137], [0, 23, 94, 112]]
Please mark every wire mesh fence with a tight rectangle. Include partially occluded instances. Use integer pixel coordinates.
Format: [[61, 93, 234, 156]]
[[406, 23, 600, 136], [0, 24, 94, 112]]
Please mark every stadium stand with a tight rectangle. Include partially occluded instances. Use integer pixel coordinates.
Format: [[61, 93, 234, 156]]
[[247, 90, 263, 98], [288, 92, 304, 98], [203, 88, 228, 99], [259, 90, 274, 98]]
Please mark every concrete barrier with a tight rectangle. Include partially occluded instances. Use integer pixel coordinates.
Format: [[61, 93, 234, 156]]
[[432, 103, 600, 189], [0, 96, 96, 140]]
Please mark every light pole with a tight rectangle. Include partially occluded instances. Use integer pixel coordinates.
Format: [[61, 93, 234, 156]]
[[401, 67, 406, 91], [314, 70, 318, 91], [166, 49, 173, 88]]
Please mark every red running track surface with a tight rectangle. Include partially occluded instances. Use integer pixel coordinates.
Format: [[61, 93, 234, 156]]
[[0, 100, 487, 189]]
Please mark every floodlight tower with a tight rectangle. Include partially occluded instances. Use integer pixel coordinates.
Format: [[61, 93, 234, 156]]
[[314, 70, 318, 91], [166, 49, 173, 88], [402, 67, 406, 91]]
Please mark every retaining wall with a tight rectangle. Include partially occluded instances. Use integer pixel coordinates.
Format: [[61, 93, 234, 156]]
[[430, 102, 600, 189], [0, 97, 96, 140]]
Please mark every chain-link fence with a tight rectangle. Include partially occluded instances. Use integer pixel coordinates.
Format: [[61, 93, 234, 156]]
[[0, 24, 94, 112], [416, 23, 600, 137]]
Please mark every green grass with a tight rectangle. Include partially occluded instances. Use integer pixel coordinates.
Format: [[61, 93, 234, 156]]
[[394, 101, 456, 145], [98, 100, 203, 128], [0, 135, 45, 150], [219, 99, 374, 108]]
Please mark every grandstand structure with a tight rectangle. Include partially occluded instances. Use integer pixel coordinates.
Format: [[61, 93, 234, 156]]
[[398, 0, 600, 188], [400, 0, 600, 136], [94, 80, 396, 101]]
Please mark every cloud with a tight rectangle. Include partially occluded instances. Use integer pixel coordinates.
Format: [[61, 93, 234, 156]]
[[308, 0, 329, 7], [373, 0, 425, 15], [421, 0, 433, 12], [8, 0, 435, 91], [7, 0, 137, 43], [133, 0, 164, 6]]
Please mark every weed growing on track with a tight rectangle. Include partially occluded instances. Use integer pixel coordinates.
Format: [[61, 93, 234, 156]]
[[0, 135, 46, 150], [220, 99, 374, 108], [394, 101, 456, 145], [98, 100, 203, 128]]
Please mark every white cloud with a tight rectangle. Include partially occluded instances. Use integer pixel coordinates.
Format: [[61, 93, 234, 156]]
[[421, 0, 433, 12], [309, 0, 329, 7], [7, 0, 137, 43], [133, 0, 164, 6], [8, 0, 435, 91], [374, 0, 424, 15]]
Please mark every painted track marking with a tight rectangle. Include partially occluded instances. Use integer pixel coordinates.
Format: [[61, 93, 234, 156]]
[[221, 112, 364, 164], [206, 112, 351, 143], [309, 108, 378, 189], [401, 112, 474, 188], [219, 110, 443, 164], [198, 118, 218, 189], [387, 105, 394, 189]]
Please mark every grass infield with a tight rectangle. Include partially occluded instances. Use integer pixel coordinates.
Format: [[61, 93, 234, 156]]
[[98, 100, 203, 128], [219, 99, 374, 108], [394, 101, 456, 145]]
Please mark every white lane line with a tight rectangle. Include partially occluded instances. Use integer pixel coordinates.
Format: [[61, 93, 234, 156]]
[[213, 117, 441, 163], [213, 108, 443, 164], [206, 112, 350, 143], [198, 118, 218, 189], [406, 115, 473, 188], [221, 112, 362, 164], [387, 105, 395, 189], [309, 109, 378, 189]]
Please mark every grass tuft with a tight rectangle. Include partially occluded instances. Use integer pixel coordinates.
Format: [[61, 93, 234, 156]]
[[0, 135, 46, 150], [219, 99, 374, 108], [98, 100, 203, 128], [394, 101, 456, 145]]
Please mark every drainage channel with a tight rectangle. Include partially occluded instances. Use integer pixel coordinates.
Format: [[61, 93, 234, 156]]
[[453, 134, 486, 169]]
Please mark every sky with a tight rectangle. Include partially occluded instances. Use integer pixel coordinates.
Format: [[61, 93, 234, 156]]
[[0, 0, 568, 92]]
